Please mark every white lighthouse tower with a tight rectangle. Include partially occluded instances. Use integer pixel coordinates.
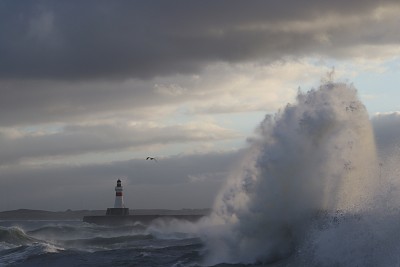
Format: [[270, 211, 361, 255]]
[[106, 179, 129, 216], [114, 179, 124, 208]]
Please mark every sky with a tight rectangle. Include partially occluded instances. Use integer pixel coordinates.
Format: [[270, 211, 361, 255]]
[[1, 0, 400, 211]]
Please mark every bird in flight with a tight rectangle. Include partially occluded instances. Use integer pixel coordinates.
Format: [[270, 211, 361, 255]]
[[146, 157, 157, 162]]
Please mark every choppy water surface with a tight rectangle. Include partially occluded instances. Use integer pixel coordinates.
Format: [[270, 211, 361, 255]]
[[0, 219, 204, 267]]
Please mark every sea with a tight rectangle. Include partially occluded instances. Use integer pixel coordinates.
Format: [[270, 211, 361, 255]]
[[2, 209, 400, 266], [0, 219, 206, 267]]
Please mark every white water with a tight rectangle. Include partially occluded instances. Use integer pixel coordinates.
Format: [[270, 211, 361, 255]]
[[200, 82, 400, 265]]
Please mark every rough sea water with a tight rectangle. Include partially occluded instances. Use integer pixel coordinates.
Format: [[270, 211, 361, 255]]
[[0, 219, 204, 266], [2, 82, 400, 266]]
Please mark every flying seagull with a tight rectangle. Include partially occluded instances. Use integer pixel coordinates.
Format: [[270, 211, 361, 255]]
[[146, 157, 157, 162]]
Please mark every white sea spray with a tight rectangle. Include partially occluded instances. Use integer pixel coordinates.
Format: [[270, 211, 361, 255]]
[[202, 82, 380, 265]]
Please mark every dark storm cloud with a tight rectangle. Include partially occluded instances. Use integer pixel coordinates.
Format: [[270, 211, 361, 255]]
[[0, 150, 243, 210], [0, 0, 399, 80], [0, 79, 161, 126]]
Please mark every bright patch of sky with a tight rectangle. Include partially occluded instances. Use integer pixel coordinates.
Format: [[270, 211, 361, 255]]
[[350, 58, 400, 114]]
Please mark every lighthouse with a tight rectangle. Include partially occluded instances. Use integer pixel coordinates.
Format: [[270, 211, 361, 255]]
[[106, 179, 129, 216], [114, 179, 124, 208]]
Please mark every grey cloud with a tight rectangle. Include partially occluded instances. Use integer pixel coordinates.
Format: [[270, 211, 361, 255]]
[[0, 122, 239, 165], [0, 78, 209, 127], [0, 79, 161, 126], [0, 0, 399, 80]]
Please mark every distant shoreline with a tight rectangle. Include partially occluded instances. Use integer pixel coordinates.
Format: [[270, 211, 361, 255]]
[[0, 208, 211, 220]]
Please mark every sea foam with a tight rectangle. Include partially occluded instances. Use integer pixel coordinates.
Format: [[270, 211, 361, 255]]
[[203, 82, 381, 265]]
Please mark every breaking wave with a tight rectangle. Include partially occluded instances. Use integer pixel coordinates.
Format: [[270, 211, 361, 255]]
[[0, 227, 38, 246], [0, 226, 64, 266], [201, 81, 391, 265]]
